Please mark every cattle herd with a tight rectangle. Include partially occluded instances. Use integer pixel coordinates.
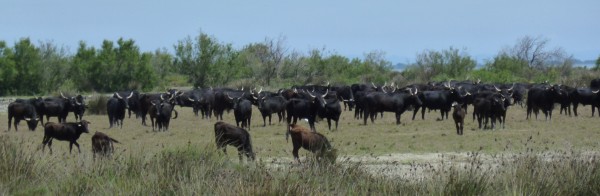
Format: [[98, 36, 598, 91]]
[[5, 78, 600, 161]]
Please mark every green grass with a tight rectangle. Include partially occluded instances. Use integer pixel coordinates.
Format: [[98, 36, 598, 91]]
[[1, 104, 600, 194]]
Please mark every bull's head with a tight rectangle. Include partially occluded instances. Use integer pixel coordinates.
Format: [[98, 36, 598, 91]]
[[24, 117, 40, 131], [77, 120, 91, 133]]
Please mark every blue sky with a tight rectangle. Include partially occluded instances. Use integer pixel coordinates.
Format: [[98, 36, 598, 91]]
[[2, 0, 599, 64]]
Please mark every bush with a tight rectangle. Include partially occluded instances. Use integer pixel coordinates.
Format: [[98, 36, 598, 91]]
[[86, 93, 109, 115]]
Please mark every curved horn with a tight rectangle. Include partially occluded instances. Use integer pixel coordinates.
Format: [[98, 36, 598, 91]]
[[60, 92, 67, 99], [24, 118, 31, 121], [321, 89, 329, 98], [307, 91, 316, 98], [494, 85, 501, 92], [160, 94, 165, 101], [508, 83, 515, 91], [382, 87, 387, 93], [371, 82, 376, 88], [258, 87, 263, 94], [172, 109, 178, 119], [593, 90, 600, 94], [126, 92, 134, 99], [188, 97, 195, 102], [115, 92, 123, 99], [408, 88, 413, 95], [414, 87, 418, 95], [226, 93, 234, 100]]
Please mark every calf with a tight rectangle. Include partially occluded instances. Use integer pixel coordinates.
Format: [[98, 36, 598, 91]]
[[286, 124, 337, 163], [452, 102, 465, 135], [42, 120, 91, 154], [91, 131, 120, 158], [214, 121, 255, 161], [7, 101, 40, 131]]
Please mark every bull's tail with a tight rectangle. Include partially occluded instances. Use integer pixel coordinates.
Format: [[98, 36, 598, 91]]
[[172, 109, 178, 119], [109, 137, 120, 144]]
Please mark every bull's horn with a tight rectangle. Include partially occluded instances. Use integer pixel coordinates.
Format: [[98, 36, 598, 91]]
[[494, 85, 501, 92], [391, 87, 396, 93], [382, 87, 387, 93], [508, 83, 515, 91], [24, 118, 31, 121], [321, 89, 329, 98], [241, 87, 244, 91], [75, 100, 82, 105], [326, 81, 330, 86], [414, 87, 418, 95], [408, 88, 413, 95], [593, 90, 600, 94], [151, 102, 156, 106], [188, 97, 195, 102], [60, 92, 67, 99], [371, 82, 376, 88], [466, 91, 472, 96], [307, 91, 316, 98], [384, 82, 387, 87], [258, 87, 263, 94], [226, 93, 234, 100], [252, 95, 258, 100], [127, 92, 134, 99], [115, 92, 123, 99], [160, 94, 165, 100]]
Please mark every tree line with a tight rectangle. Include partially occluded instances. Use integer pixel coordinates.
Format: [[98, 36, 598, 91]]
[[1, 34, 598, 96]]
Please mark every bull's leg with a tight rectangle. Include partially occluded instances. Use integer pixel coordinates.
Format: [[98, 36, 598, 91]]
[[7, 115, 12, 131], [363, 109, 369, 125], [262, 114, 267, 127], [455, 122, 460, 135], [74, 141, 81, 153], [572, 103, 579, 117], [327, 118, 332, 130], [421, 107, 426, 120], [292, 145, 301, 163], [268, 114, 272, 126], [69, 142, 74, 154], [395, 112, 401, 125], [47, 139, 53, 154]]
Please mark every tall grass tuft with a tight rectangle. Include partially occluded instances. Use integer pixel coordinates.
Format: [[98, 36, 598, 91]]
[[2, 135, 600, 195]]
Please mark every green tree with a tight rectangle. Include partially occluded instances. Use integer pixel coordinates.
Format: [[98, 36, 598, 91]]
[[13, 38, 43, 95], [38, 41, 71, 93], [175, 33, 229, 88], [71, 41, 97, 91], [0, 41, 17, 95], [403, 47, 475, 83]]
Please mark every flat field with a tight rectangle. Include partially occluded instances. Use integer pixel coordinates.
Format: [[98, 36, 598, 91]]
[[2, 103, 599, 163]]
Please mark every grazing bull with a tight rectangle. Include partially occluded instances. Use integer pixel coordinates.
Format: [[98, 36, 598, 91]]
[[42, 120, 90, 154], [452, 102, 465, 135], [7, 101, 40, 131], [107, 92, 133, 128], [286, 124, 336, 163], [91, 131, 120, 158], [214, 121, 255, 161]]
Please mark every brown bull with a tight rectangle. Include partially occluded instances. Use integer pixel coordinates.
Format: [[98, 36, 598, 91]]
[[91, 131, 120, 158], [214, 121, 255, 161], [286, 124, 337, 163]]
